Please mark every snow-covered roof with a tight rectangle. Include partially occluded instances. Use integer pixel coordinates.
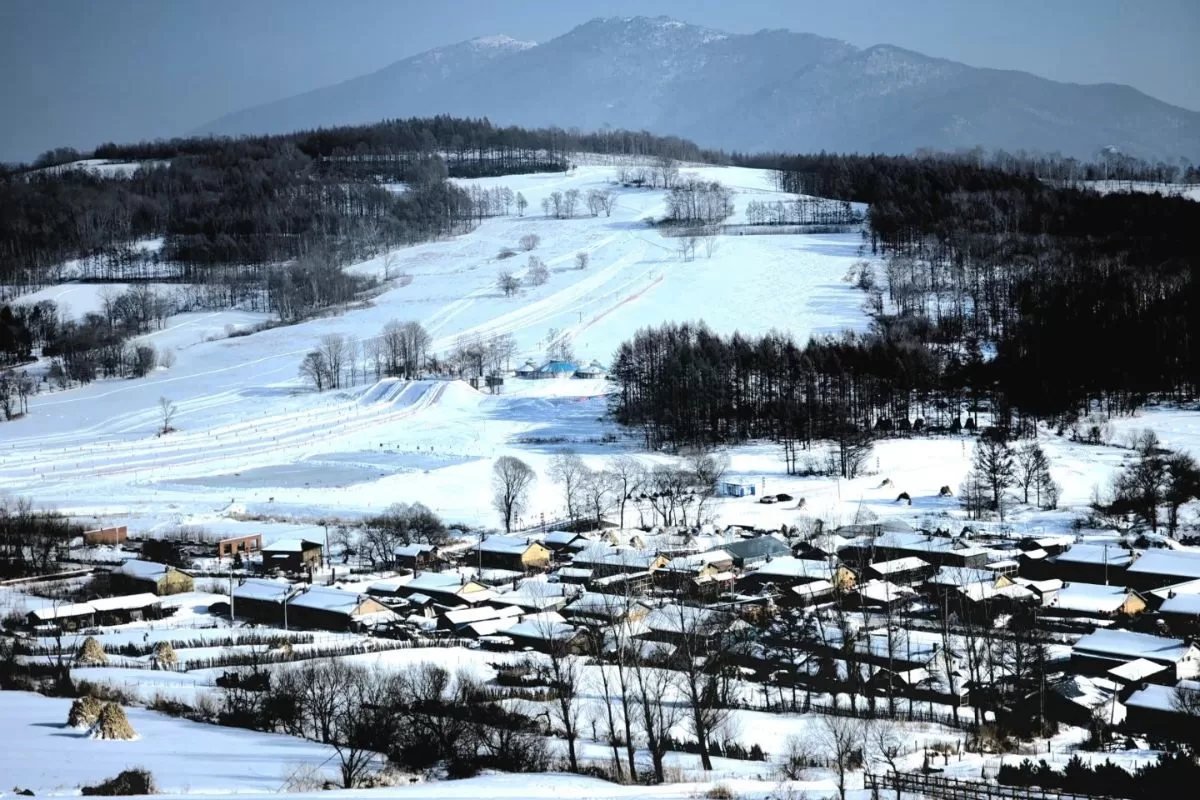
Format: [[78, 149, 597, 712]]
[[1014, 577, 1064, 594], [495, 580, 579, 610], [1108, 658, 1168, 682], [1051, 582, 1138, 614], [556, 567, 593, 580], [506, 611, 577, 642], [288, 586, 373, 616], [642, 604, 729, 635], [927, 566, 996, 587], [564, 592, 640, 618], [29, 602, 97, 621], [466, 617, 520, 637], [442, 604, 521, 626], [1051, 674, 1121, 711], [88, 593, 159, 612], [544, 530, 584, 546], [722, 536, 790, 562], [856, 579, 917, 604], [262, 538, 322, 553], [1125, 679, 1200, 712], [233, 578, 297, 602], [1150, 578, 1200, 603], [476, 534, 540, 555], [113, 559, 170, 580], [1073, 629, 1194, 664], [664, 549, 733, 572], [1055, 544, 1135, 567], [746, 556, 833, 582], [789, 579, 834, 598], [1161, 593, 1200, 616], [869, 556, 930, 575], [395, 544, 436, 558], [536, 360, 578, 374], [958, 582, 1035, 603], [1126, 549, 1200, 579]]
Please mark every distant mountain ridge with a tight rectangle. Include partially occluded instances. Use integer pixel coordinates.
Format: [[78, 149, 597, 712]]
[[198, 16, 1200, 162]]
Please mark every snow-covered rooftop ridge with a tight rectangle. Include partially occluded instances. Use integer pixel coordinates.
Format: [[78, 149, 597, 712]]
[[1073, 628, 1194, 662], [113, 559, 171, 579]]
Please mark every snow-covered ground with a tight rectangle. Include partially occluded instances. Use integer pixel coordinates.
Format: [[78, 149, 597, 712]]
[[0, 690, 348, 795]]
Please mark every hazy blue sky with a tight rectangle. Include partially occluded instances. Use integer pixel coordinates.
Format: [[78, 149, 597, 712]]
[[2, 0, 1197, 162]]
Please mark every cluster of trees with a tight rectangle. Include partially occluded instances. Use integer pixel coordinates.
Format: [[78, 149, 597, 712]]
[[611, 322, 966, 461], [663, 180, 734, 226], [615, 158, 681, 189], [490, 450, 729, 532], [1100, 430, 1200, 535], [538, 187, 616, 219], [298, 320, 434, 392], [339, 502, 448, 568], [960, 434, 1059, 521], [0, 497, 80, 578], [221, 659, 549, 786], [743, 197, 858, 226]]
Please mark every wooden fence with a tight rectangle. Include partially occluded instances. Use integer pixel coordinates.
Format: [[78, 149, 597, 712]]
[[871, 771, 1120, 800]]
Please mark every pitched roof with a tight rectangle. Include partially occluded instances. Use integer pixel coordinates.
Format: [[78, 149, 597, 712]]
[[1160, 593, 1200, 616], [747, 556, 834, 582], [88, 593, 159, 612], [723, 536, 791, 562], [476, 535, 540, 555], [29, 602, 97, 621], [287, 586, 372, 615], [232, 578, 296, 603], [395, 544, 437, 558], [869, 556, 931, 575], [1125, 679, 1200, 712], [1125, 549, 1200, 579], [114, 559, 170, 580], [1054, 544, 1135, 567], [1051, 582, 1138, 614], [1073, 629, 1194, 663]]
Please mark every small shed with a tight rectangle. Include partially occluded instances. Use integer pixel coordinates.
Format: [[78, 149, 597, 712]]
[[286, 585, 397, 631], [111, 560, 194, 596], [514, 360, 538, 379], [261, 539, 324, 573], [395, 543, 440, 571], [474, 535, 552, 573], [723, 536, 791, 570], [718, 481, 756, 498]]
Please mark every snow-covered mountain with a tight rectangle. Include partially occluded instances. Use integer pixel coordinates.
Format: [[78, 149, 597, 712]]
[[198, 16, 1200, 161]]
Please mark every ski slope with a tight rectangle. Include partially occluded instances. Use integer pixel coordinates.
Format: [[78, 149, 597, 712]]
[[3, 164, 874, 531]]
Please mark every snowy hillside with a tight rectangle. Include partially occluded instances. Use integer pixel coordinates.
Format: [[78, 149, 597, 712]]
[[0, 165, 874, 534]]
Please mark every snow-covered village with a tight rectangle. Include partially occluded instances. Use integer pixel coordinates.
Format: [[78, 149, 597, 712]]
[[4, 7, 1200, 800]]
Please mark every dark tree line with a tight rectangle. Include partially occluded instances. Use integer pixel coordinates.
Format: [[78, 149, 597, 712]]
[[610, 321, 963, 454]]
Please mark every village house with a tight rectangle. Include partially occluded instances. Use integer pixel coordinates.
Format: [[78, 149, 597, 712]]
[[571, 544, 668, 577], [574, 359, 607, 379], [865, 556, 936, 586], [110, 559, 194, 596], [841, 531, 991, 569], [394, 543, 440, 571], [1158, 592, 1200, 635], [231, 578, 297, 625], [217, 534, 262, 561], [562, 592, 653, 626], [438, 604, 522, 636], [555, 566, 594, 585], [1123, 680, 1200, 743], [261, 539, 324, 573], [1049, 544, 1134, 586], [1045, 582, 1147, 620], [542, 530, 591, 555], [88, 593, 160, 625], [1123, 549, 1200, 592], [723, 536, 791, 570], [473, 535, 551, 573], [637, 604, 745, 649], [738, 556, 855, 594], [493, 579, 581, 613], [83, 526, 128, 546], [1071, 629, 1200, 681], [587, 569, 656, 596], [27, 602, 96, 631], [504, 611, 585, 653], [371, 571, 496, 609], [285, 585, 397, 631], [853, 579, 920, 611]]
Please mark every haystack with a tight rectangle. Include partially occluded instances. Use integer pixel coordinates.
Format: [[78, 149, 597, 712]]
[[67, 695, 105, 728], [150, 641, 177, 670], [76, 636, 108, 666], [90, 702, 137, 740]]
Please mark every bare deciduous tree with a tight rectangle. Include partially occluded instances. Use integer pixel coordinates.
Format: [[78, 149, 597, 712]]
[[549, 451, 587, 521], [519, 233, 540, 251], [319, 333, 349, 390], [492, 455, 535, 532], [158, 396, 177, 433], [498, 271, 520, 297], [526, 256, 549, 286], [574, 251, 590, 270]]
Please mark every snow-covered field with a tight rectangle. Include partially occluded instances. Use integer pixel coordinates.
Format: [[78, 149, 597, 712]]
[[0, 691, 348, 795]]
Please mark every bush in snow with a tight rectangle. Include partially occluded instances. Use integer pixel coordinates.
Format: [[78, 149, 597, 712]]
[[81, 768, 155, 796]]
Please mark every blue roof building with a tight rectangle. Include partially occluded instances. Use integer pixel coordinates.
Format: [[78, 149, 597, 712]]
[[535, 360, 578, 379]]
